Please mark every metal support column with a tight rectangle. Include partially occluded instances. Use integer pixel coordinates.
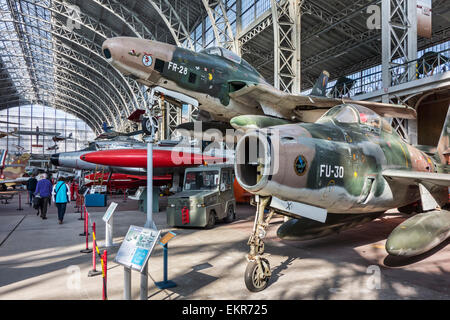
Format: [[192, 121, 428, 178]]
[[381, 0, 418, 139], [271, 0, 302, 94]]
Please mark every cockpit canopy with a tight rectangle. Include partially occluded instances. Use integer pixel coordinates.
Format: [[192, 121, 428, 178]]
[[317, 104, 393, 134], [200, 46, 260, 75]]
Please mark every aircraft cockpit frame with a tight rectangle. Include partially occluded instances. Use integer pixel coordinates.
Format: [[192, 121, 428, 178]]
[[200, 46, 260, 75], [317, 104, 394, 136]]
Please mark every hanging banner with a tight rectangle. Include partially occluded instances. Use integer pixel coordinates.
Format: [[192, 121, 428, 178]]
[[417, 0, 432, 39]]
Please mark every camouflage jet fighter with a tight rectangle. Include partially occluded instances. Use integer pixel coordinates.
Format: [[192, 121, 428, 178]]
[[234, 103, 450, 292], [102, 37, 415, 124]]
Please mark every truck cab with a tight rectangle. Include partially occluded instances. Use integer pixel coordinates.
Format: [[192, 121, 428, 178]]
[[166, 165, 236, 228]]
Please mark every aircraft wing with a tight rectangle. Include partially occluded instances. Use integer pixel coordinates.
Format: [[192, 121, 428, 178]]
[[0, 177, 29, 184], [382, 169, 450, 208], [382, 170, 450, 187], [229, 82, 417, 122], [95, 132, 118, 140]]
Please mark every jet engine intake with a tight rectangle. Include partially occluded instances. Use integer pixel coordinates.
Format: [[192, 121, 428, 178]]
[[235, 131, 273, 193]]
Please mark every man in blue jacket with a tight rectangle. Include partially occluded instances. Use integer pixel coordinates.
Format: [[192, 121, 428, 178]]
[[34, 173, 53, 220], [52, 177, 71, 224]]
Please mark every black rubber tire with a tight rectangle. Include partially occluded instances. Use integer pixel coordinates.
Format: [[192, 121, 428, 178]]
[[224, 205, 235, 223], [206, 211, 216, 229], [244, 258, 270, 292], [142, 117, 152, 135]]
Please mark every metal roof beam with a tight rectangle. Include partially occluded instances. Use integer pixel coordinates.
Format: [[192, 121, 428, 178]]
[[202, 0, 239, 53], [301, 0, 380, 45], [148, 0, 194, 49]]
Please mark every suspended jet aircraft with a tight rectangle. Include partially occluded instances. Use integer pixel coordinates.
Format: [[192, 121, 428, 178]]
[[14, 126, 61, 137], [102, 37, 416, 124], [95, 122, 143, 140], [46, 144, 59, 152], [0, 120, 21, 125], [50, 137, 147, 175], [0, 129, 16, 139], [52, 133, 73, 143], [11, 144, 28, 155], [233, 104, 450, 292], [80, 148, 226, 173]]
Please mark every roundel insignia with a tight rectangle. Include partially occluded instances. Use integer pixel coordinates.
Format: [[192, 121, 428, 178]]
[[142, 54, 153, 67], [294, 155, 307, 176]]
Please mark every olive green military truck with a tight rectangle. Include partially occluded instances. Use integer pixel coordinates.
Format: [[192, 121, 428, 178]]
[[167, 165, 236, 228]]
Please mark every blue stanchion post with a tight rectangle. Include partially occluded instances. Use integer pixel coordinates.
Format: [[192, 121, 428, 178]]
[[155, 242, 176, 289]]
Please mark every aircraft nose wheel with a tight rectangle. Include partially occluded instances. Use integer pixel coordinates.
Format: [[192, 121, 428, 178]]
[[245, 258, 270, 292], [244, 196, 274, 292], [142, 116, 159, 136]]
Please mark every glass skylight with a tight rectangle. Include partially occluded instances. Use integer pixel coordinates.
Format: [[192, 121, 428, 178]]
[[0, 0, 54, 104]]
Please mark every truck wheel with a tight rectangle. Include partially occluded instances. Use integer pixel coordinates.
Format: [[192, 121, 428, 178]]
[[224, 205, 235, 223], [206, 211, 216, 229]]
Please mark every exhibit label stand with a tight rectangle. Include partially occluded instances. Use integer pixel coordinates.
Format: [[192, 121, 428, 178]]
[[102, 201, 118, 248], [155, 231, 177, 289], [115, 225, 161, 300]]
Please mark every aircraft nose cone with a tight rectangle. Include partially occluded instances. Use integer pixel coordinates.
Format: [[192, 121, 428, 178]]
[[50, 153, 60, 166], [102, 38, 115, 61]]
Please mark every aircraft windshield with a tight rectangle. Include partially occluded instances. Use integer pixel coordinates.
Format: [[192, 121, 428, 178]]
[[200, 46, 260, 74], [335, 106, 359, 123], [81, 143, 96, 151], [317, 105, 358, 124], [317, 104, 382, 131], [184, 170, 220, 191], [201, 47, 242, 64], [352, 105, 381, 130]]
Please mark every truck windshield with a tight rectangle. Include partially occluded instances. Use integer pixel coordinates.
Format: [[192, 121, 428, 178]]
[[184, 170, 220, 191]]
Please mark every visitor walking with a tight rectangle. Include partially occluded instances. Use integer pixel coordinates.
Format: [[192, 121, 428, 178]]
[[34, 173, 53, 220], [52, 177, 71, 224], [26, 174, 37, 206]]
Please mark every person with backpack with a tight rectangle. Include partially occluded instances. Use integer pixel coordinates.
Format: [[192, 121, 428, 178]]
[[34, 173, 53, 220], [52, 177, 71, 224]]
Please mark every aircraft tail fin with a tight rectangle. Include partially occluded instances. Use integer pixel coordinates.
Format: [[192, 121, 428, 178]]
[[436, 106, 450, 165], [309, 70, 330, 97], [0, 149, 7, 169], [102, 122, 111, 133]]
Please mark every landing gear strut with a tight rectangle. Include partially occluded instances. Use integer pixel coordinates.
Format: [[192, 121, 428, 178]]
[[244, 196, 274, 292]]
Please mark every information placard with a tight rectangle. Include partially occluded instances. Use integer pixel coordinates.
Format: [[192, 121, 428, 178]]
[[159, 231, 176, 245], [114, 225, 161, 272], [102, 202, 118, 222]]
